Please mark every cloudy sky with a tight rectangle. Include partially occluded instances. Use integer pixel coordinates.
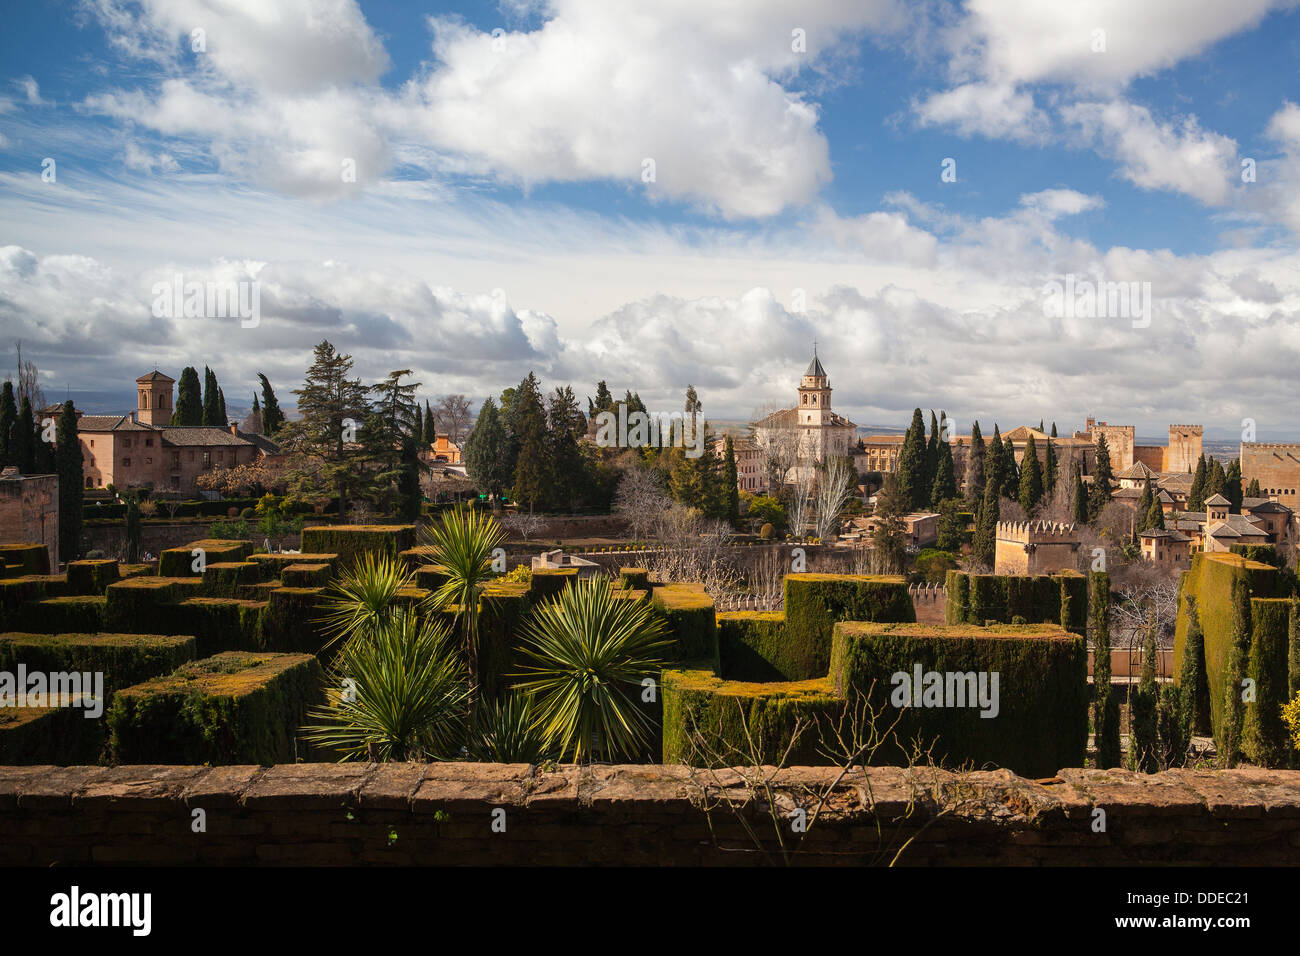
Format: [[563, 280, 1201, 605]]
[[1, 0, 1299, 437]]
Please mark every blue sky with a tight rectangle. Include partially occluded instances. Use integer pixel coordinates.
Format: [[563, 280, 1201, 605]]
[[2, 1, 1300, 438]]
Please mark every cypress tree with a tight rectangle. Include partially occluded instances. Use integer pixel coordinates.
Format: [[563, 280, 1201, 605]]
[[217, 386, 227, 425], [55, 401, 83, 562], [423, 401, 436, 445], [1089, 433, 1114, 521], [1136, 479, 1154, 532], [966, 420, 985, 506], [1145, 495, 1165, 531], [1043, 439, 1058, 498], [125, 493, 142, 563], [972, 478, 999, 570], [896, 408, 928, 511], [395, 435, 422, 521], [463, 397, 511, 503], [1071, 461, 1088, 525], [924, 410, 939, 498], [1091, 571, 1121, 768], [171, 367, 203, 426], [723, 436, 740, 526], [1131, 609, 1160, 772], [13, 395, 35, 473], [1000, 435, 1019, 501], [258, 373, 284, 435], [1205, 457, 1227, 499], [201, 367, 221, 425], [0, 381, 15, 466], [986, 425, 1003, 499], [1224, 458, 1243, 512], [1221, 571, 1251, 766], [1017, 435, 1043, 513], [1180, 594, 1212, 738], [1038, 418, 1044, 433], [931, 437, 957, 507], [1188, 455, 1207, 512], [1245, 477, 1261, 499], [1050, 422, 1057, 438], [510, 375, 548, 513]]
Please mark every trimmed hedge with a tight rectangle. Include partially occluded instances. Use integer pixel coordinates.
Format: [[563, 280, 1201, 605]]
[[0, 706, 101, 765], [15, 596, 107, 634], [104, 577, 203, 631], [1173, 552, 1287, 763], [1243, 597, 1291, 768], [65, 559, 120, 596], [106, 651, 323, 765], [946, 571, 1087, 634], [168, 598, 269, 656], [415, 564, 449, 593], [651, 584, 717, 662], [783, 573, 915, 676], [619, 567, 651, 591], [158, 539, 254, 577], [477, 582, 532, 699], [529, 568, 579, 601], [299, 525, 415, 569], [829, 621, 1088, 778], [264, 587, 330, 654], [0, 575, 69, 629], [249, 552, 339, 581], [716, 611, 803, 682], [661, 666, 840, 765], [0, 543, 50, 575], [281, 563, 332, 588], [200, 561, 260, 597], [0, 631, 197, 693]]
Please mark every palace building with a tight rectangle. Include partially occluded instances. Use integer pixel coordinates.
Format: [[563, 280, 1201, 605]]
[[751, 351, 857, 486]]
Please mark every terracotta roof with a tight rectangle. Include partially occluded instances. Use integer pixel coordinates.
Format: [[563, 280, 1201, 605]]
[[1204, 493, 1230, 506], [1002, 426, 1050, 442], [861, 434, 906, 444], [160, 427, 252, 447], [1140, 529, 1191, 542], [136, 370, 175, 384], [1244, 499, 1291, 514], [1117, 461, 1158, 480], [76, 415, 158, 432]]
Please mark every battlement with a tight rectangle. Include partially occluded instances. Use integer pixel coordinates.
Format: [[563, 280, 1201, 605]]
[[1169, 425, 1203, 434], [995, 521, 1079, 544], [1242, 443, 1300, 451]]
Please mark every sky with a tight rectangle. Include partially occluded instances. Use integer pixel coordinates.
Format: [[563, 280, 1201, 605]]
[[1, 0, 1299, 439]]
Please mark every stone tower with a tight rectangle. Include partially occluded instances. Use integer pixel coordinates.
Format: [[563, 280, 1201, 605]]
[[1166, 425, 1203, 474], [136, 370, 175, 427], [797, 350, 834, 460]]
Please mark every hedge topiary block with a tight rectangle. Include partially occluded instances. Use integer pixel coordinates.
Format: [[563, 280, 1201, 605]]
[[661, 666, 840, 765], [200, 561, 260, 597], [238, 581, 283, 601], [829, 621, 1088, 778], [619, 567, 651, 591], [478, 582, 532, 699], [65, 559, 120, 596], [0, 705, 102, 765], [117, 564, 152, 580], [264, 587, 330, 654], [0, 575, 64, 630], [947, 571, 1086, 634], [529, 568, 579, 601], [248, 552, 339, 582], [158, 539, 254, 577], [398, 546, 439, 571], [280, 563, 332, 588], [783, 573, 914, 677], [651, 583, 717, 663], [0, 543, 51, 575], [168, 598, 269, 656], [104, 577, 203, 631], [15, 595, 107, 634], [416, 564, 449, 593], [0, 631, 197, 694], [716, 611, 802, 682], [106, 651, 323, 765], [299, 525, 415, 570]]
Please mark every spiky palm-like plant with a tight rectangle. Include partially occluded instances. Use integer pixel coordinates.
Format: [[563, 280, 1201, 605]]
[[302, 606, 468, 761], [514, 575, 670, 763], [319, 552, 415, 650], [470, 692, 556, 764], [419, 507, 506, 695]]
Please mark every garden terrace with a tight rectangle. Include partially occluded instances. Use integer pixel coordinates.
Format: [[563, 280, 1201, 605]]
[[944, 570, 1087, 634], [158, 539, 255, 577]]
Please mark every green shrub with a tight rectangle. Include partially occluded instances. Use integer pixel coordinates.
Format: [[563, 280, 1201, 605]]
[[528, 568, 579, 601], [200, 561, 260, 597], [300, 525, 416, 570], [15, 595, 107, 633], [782, 573, 914, 676], [280, 563, 332, 588], [104, 577, 203, 630], [0, 706, 102, 765], [0, 544, 50, 575], [619, 567, 651, 591], [264, 587, 330, 654], [650, 584, 717, 662], [106, 651, 323, 764], [158, 539, 254, 577], [65, 559, 120, 595], [716, 612, 794, 681], [249, 552, 339, 581], [1243, 597, 1291, 767], [167, 598, 269, 656], [0, 631, 196, 693]]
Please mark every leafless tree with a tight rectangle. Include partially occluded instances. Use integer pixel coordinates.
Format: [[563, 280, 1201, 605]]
[[434, 394, 473, 444], [786, 467, 815, 540], [814, 455, 855, 541], [613, 466, 671, 542], [14, 341, 44, 412], [751, 401, 800, 493], [502, 511, 548, 541], [646, 503, 741, 595]]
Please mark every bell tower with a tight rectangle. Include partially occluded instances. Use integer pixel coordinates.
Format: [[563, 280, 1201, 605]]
[[136, 370, 175, 427], [797, 347, 833, 428]]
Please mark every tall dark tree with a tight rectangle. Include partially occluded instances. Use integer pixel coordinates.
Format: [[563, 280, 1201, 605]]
[[1050, 422, 1058, 438], [258, 373, 285, 435], [1221, 571, 1252, 766], [1188, 455, 1208, 512], [1224, 458, 1243, 512], [1131, 610, 1160, 773], [1000, 434, 1018, 501], [1070, 460, 1088, 524], [984, 425, 1005, 511], [924, 410, 940, 498], [870, 475, 908, 573], [395, 435, 422, 521], [588, 381, 615, 418], [366, 369, 422, 512], [463, 397, 511, 503], [510, 374, 549, 513], [1018, 435, 1043, 513], [972, 478, 999, 570], [217, 386, 227, 425], [1205, 457, 1227, 500], [1089, 433, 1114, 521], [931, 436, 958, 507], [1245, 477, 1261, 499], [1136, 478, 1155, 532], [0, 381, 15, 466], [281, 341, 373, 515], [125, 494, 142, 563], [545, 386, 588, 510], [423, 401, 436, 444], [965, 420, 985, 505], [55, 400, 83, 562], [201, 367, 222, 425], [171, 367, 203, 426], [1091, 571, 1121, 768], [1043, 439, 1059, 498], [12, 395, 35, 473], [723, 436, 741, 526], [1145, 494, 1166, 532], [896, 408, 928, 511]]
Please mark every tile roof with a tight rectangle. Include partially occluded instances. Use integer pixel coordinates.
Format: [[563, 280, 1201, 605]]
[[1117, 461, 1158, 480], [1204, 493, 1230, 506], [805, 353, 827, 378], [160, 427, 253, 447], [136, 370, 174, 384]]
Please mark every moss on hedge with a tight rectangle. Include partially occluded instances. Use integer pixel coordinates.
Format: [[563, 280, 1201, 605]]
[[167, 598, 269, 656], [0, 543, 50, 575], [829, 621, 1088, 778], [249, 552, 339, 581], [158, 539, 254, 577], [477, 583, 532, 699], [106, 651, 323, 765], [0, 705, 102, 765], [528, 568, 579, 601], [0, 631, 196, 692], [717, 611, 801, 682], [264, 587, 330, 654], [280, 563, 332, 588], [619, 567, 651, 591], [651, 583, 717, 663], [782, 573, 915, 676], [299, 525, 415, 569], [15, 595, 107, 633], [65, 559, 120, 596], [104, 577, 203, 631], [199, 561, 259, 597]]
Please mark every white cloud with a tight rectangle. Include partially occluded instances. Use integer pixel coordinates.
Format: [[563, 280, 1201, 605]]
[[914, 82, 1049, 143]]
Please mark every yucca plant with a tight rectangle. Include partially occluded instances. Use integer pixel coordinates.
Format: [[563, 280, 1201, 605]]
[[514, 575, 671, 763], [419, 507, 506, 699], [469, 692, 556, 764], [319, 552, 415, 650], [302, 606, 468, 761]]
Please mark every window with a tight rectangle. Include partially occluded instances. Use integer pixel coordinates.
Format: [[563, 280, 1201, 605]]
[[145, 438, 153, 447], [123, 438, 131, 448], [122, 458, 131, 467]]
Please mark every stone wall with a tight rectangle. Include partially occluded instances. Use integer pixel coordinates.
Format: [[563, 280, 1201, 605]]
[[0, 472, 59, 570], [84, 520, 301, 558], [1, 762, 1297, 866], [1241, 443, 1300, 509]]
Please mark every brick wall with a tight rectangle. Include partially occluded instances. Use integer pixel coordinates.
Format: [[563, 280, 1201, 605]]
[[1, 762, 1298, 865], [0, 472, 59, 570]]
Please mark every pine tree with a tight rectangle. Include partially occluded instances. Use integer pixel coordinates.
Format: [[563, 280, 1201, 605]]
[[463, 397, 511, 503], [55, 401, 83, 561], [896, 408, 928, 511], [1136, 479, 1154, 532], [13, 395, 34, 473], [201, 367, 221, 425], [258, 373, 284, 435], [0, 381, 15, 466], [1071, 460, 1088, 525], [1017, 435, 1043, 513], [1043, 439, 1058, 498], [870, 475, 908, 573], [965, 421, 985, 505], [171, 367, 203, 426], [1091, 571, 1121, 768], [1089, 433, 1114, 521], [510, 374, 548, 513], [1224, 458, 1243, 512], [366, 370, 422, 512], [1001, 435, 1019, 501], [545, 385, 587, 510], [931, 437, 957, 507], [1188, 455, 1207, 512], [723, 436, 740, 526], [588, 381, 614, 418]]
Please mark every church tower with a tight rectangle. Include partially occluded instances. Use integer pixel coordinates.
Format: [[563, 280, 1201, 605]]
[[136, 370, 174, 427], [797, 349, 833, 428]]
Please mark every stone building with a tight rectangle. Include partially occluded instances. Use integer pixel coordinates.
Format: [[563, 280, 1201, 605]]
[[993, 521, 1080, 575], [1078, 419, 1202, 474], [751, 351, 857, 486], [1240, 442, 1300, 509], [711, 436, 766, 493], [76, 370, 279, 495], [0, 468, 59, 570]]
